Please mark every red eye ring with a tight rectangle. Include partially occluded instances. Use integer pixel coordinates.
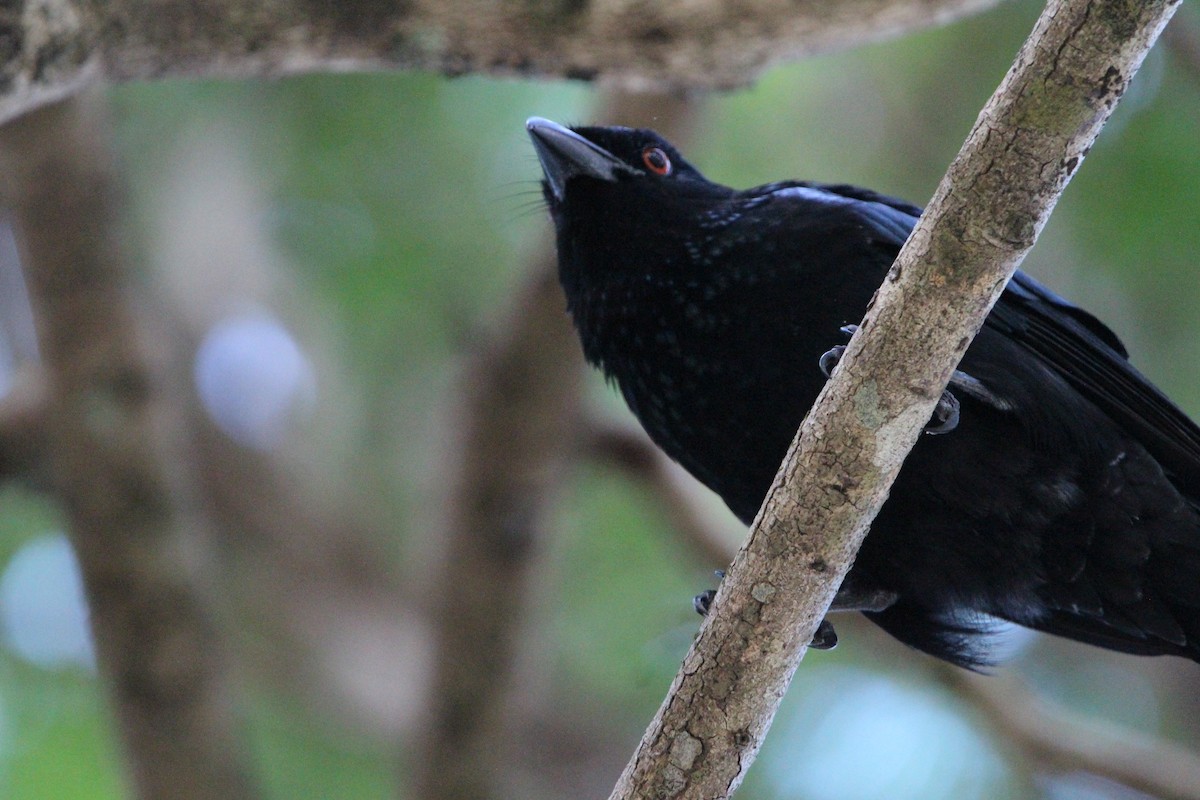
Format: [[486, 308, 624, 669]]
[[642, 146, 672, 176]]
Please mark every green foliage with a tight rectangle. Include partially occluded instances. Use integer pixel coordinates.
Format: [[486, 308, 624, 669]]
[[0, 658, 126, 800], [246, 696, 396, 799]]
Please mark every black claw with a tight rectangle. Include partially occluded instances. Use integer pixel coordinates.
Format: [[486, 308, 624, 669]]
[[693, 570, 726, 616], [819, 326, 859, 378], [925, 388, 961, 435], [819, 345, 846, 378], [824, 322, 958, 433], [810, 619, 838, 650]]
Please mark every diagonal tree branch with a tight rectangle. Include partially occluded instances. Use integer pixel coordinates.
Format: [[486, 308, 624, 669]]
[[0, 93, 259, 800], [606, 0, 1185, 797], [0, 0, 1010, 124]]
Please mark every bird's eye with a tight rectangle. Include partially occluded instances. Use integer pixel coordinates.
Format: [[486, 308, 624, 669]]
[[642, 146, 672, 176]]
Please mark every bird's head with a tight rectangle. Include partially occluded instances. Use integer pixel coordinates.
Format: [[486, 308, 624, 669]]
[[525, 117, 709, 205], [525, 118, 735, 294]]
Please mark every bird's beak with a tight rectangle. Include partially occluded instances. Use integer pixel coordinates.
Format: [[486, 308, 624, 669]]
[[526, 117, 634, 202]]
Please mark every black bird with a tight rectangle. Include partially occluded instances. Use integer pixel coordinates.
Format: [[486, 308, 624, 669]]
[[526, 117, 1200, 669]]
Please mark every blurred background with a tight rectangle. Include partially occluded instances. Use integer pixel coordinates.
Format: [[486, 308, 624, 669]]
[[1, 0, 1199, 797]]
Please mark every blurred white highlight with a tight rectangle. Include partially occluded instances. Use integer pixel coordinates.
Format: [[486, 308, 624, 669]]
[[0, 534, 94, 670], [194, 312, 316, 450]]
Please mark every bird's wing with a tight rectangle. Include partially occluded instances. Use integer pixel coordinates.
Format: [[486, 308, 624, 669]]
[[806, 182, 1200, 491], [773, 181, 924, 246], [988, 272, 1200, 489]]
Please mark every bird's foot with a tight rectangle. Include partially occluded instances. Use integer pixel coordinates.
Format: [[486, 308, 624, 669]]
[[926, 388, 960, 435], [811, 619, 839, 650], [925, 367, 1007, 434], [818, 345, 847, 379], [818, 325, 859, 379], [693, 589, 717, 616], [694, 572, 838, 651], [820, 324, 961, 436], [693, 570, 725, 616]]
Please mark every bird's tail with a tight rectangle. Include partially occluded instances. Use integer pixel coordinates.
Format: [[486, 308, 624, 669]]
[[863, 602, 1000, 671]]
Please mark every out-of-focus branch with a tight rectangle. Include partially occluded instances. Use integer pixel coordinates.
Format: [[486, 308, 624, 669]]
[[1165, 3, 1200, 87], [0, 367, 47, 483], [0, 94, 258, 800], [141, 123, 431, 738], [607, 0, 1183, 796], [413, 250, 585, 800], [585, 421, 737, 568], [414, 90, 701, 800], [0, 0, 1010, 124], [938, 667, 1200, 800], [195, 417, 429, 738]]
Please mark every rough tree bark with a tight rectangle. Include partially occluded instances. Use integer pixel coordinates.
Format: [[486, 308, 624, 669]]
[[606, 0, 1185, 797], [0, 94, 259, 800], [0, 0, 1011, 124]]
